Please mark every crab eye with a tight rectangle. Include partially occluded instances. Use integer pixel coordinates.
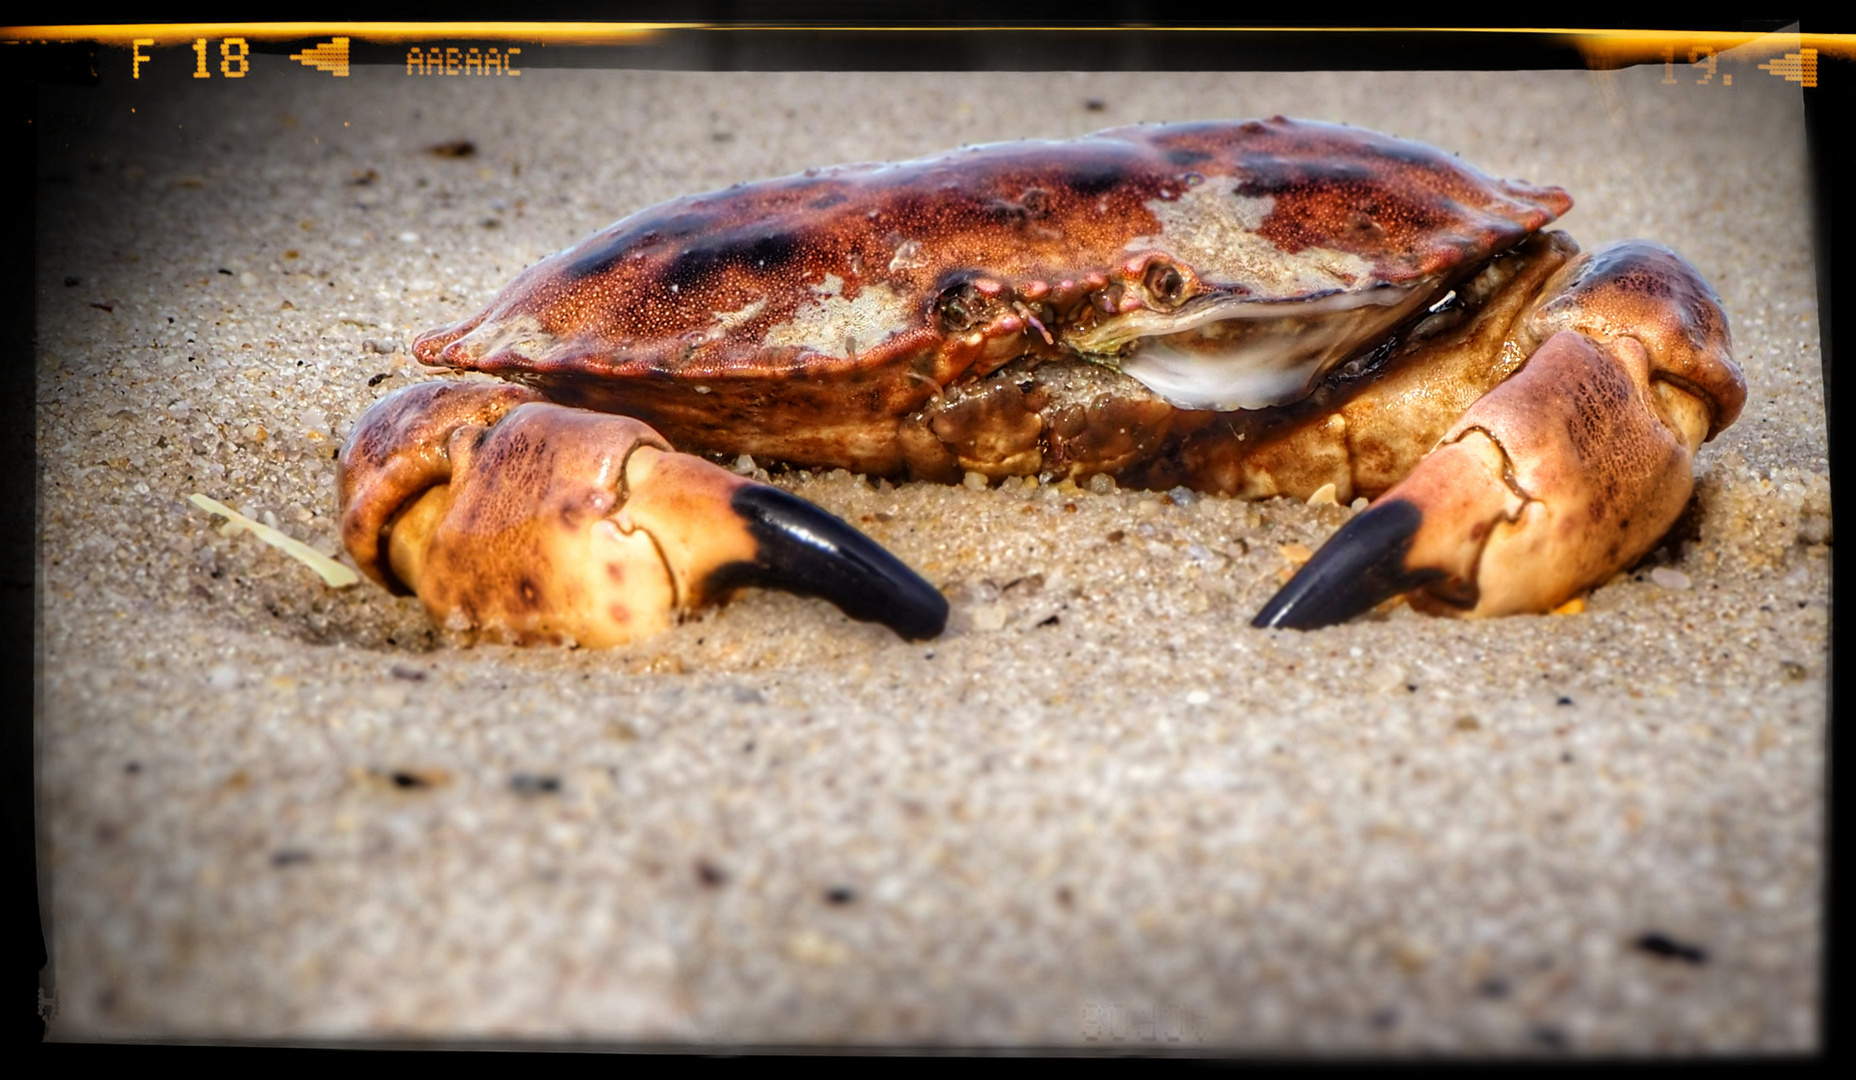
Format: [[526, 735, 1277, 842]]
[[1144, 261, 1186, 308], [935, 282, 985, 334]]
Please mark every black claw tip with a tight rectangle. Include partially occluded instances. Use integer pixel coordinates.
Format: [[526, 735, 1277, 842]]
[[1251, 498, 1446, 630], [718, 486, 949, 640]]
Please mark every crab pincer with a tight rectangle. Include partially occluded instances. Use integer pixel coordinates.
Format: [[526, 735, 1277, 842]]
[[338, 381, 948, 647], [1253, 241, 1745, 629]]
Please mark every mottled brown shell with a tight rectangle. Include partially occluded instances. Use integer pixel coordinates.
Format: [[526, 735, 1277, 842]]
[[414, 118, 1571, 474]]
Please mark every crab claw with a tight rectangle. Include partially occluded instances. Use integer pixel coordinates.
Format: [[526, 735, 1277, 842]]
[[1255, 241, 1743, 629], [339, 381, 947, 646]]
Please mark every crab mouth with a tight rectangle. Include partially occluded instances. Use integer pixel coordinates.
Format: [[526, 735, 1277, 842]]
[[1063, 281, 1442, 411]]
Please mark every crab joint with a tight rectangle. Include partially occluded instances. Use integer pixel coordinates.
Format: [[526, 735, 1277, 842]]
[[1251, 432, 1518, 629], [621, 446, 949, 640], [340, 383, 947, 646], [1255, 327, 1715, 629]]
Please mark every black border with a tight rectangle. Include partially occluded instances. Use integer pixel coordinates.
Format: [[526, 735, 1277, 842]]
[[8, 12, 1843, 1063]]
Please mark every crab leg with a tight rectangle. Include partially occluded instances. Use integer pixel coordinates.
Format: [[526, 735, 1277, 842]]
[[339, 381, 947, 647], [1253, 241, 1744, 629]]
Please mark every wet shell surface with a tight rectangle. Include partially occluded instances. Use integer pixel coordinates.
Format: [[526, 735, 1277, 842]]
[[413, 118, 1571, 475]]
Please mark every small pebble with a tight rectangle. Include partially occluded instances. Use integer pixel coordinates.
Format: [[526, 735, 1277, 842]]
[[1650, 567, 1692, 590], [1634, 932, 1708, 964], [785, 930, 849, 966], [1185, 690, 1210, 706], [509, 773, 561, 795]]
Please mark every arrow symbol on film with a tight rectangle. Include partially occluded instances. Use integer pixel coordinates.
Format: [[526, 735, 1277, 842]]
[[290, 37, 350, 77]]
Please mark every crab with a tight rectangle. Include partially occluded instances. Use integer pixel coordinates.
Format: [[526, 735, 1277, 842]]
[[338, 117, 1743, 647]]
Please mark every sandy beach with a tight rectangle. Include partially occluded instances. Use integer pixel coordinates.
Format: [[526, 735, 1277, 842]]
[[36, 54, 1827, 1050]]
